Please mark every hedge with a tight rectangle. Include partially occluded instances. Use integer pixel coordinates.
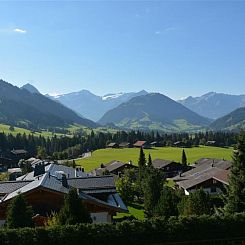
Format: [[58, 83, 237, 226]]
[[0, 214, 245, 245]]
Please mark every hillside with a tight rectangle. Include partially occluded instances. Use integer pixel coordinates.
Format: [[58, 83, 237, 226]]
[[50, 90, 148, 121], [210, 106, 245, 131], [0, 80, 97, 130], [99, 93, 211, 132], [179, 92, 245, 119]]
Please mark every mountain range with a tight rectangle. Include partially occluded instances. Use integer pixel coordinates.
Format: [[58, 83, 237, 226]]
[[99, 93, 211, 132], [2, 80, 245, 132], [0, 80, 97, 130], [179, 92, 245, 119], [48, 90, 148, 121]]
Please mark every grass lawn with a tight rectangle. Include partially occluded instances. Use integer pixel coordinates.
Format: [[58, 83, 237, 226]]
[[114, 203, 145, 220], [0, 123, 67, 138], [76, 146, 233, 171]]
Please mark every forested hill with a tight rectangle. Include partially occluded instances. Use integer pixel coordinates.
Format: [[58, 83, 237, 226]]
[[99, 93, 211, 132], [0, 80, 97, 130], [210, 107, 245, 131]]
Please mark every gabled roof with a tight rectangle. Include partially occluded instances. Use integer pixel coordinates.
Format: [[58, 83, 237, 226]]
[[106, 160, 126, 172], [107, 143, 118, 147], [175, 158, 232, 182], [0, 163, 127, 213], [0, 180, 31, 195], [176, 167, 229, 190], [16, 163, 88, 181], [67, 175, 115, 192], [133, 141, 147, 147], [213, 170, 229, 185], [152, 159, 175, 169], [92, 160, 137, 176], [193, 158, 231, 170], [119, 142, 130, 147]]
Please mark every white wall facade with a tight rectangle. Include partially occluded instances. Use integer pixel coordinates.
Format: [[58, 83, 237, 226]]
[[90, 212, 112, 223]]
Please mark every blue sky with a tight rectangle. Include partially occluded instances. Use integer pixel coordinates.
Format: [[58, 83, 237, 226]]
[[0, 1, 244, 99]]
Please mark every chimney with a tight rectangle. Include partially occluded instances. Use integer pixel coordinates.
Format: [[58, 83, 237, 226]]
[[82, 167, 84, 172], [101, 163, 105, 168], [61, 174, 68, 188], [34, 164, 45, 177]]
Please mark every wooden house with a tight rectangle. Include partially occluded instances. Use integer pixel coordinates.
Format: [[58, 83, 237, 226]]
[[152, 159, 190, 178], [92, 160, 138, 177], [0, 164, 127, 226], [172, 158, 232, 195]]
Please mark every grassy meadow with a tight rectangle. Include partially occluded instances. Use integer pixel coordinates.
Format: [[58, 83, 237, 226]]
[[76, 146, 233, 171], [0, 123, 67, 138]]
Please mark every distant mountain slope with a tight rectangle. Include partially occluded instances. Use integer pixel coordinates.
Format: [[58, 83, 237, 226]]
[[50, 90, 148, 121], [21, 83, 40, 94], [99, 93, 211, 132], [0, 80, 97, 129], [210, 107, 245, 131], [179, 92, 245, 119]]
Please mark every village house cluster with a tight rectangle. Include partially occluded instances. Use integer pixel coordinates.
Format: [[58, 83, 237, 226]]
[[0, 142, 232, 227], [0, 159, 127, 226]]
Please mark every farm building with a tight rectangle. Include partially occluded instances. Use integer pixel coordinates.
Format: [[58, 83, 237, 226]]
[[119, 142, 132, 148], [0, 163, 127, 226], [107, 143, 119, 148], [133, 141, 150, 148]]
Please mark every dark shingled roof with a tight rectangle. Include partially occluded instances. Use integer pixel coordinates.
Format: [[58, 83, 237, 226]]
[[174, 158, 232, 182], [0, 163, 127, 213], [105, 160, 126, 172], [193, 158, 231, 170], [67, 175, 115, 192], [0, 180, 31, 194], [152, 159, 174, 169], [119, 142, 130, 147], [176, 167, 229, 190]]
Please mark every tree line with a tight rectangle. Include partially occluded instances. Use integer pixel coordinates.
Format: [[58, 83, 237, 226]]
[[0, 130, 239, 160]]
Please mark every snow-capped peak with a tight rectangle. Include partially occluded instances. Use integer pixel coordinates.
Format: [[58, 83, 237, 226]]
[[102, 93, 124, 101]]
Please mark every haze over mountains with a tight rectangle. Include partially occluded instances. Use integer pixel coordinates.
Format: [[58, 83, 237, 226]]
[[210, 107, 245, 131], [0, 80, 97, 130], [179, 92, 245, 119], [99, 93, 211, 132], [2, 80, 245, 132], [48, 90, 148, 121]]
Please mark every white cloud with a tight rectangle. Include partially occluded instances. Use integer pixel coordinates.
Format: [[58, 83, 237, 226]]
[[155, 27, 176, 35], [13, 28, 27, 34], [164, 27, 176, 32]]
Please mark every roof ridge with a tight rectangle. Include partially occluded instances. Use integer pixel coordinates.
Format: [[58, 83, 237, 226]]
[[67, 175, 114, 180]]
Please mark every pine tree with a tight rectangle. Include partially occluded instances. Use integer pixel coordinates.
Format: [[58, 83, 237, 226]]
[[138, 147, 146, 181], [58, 188, 91, 225], [224, 132, 245, 214], [178, 189, 212, 216], [182, 149, 187, 166], [148, 154, 152, 167], [154, 187, 180, 218], [7, 194, 33, 228], [143, 168, 165, 218]]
